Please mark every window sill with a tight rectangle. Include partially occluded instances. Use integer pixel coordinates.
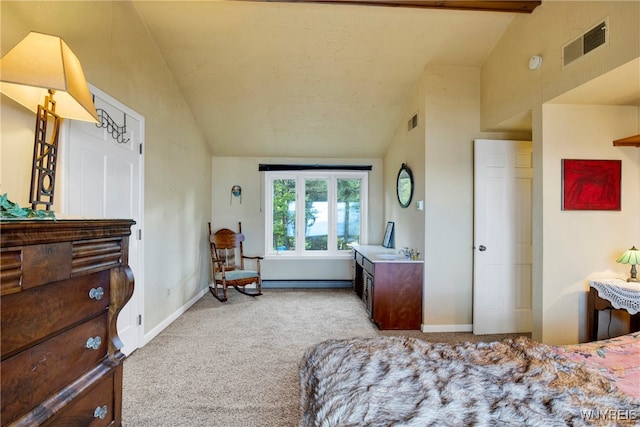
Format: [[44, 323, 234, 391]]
[[264, 254, 352, 261]]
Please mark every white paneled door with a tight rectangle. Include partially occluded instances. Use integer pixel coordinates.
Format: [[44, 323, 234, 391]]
[[65, 85, 144, 355], [473, 139, 532, 335]]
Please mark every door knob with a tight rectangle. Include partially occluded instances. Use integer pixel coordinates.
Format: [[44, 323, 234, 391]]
[[478, 245, 486, 251]]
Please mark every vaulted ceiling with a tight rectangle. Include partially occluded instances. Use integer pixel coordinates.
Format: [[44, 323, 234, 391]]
[[133, 0, 539, 158]]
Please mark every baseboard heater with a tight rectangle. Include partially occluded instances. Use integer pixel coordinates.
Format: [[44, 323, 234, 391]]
[[262, 280, 352, 289]]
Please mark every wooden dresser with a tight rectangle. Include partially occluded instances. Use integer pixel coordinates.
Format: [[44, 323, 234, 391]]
[[1, 219, 135, 426]]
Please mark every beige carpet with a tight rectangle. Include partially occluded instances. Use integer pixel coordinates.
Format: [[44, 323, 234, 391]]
[[122, 288, 528, 427]]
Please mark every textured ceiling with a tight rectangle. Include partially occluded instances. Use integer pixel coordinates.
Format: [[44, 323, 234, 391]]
[[133, 1, 517, 158]]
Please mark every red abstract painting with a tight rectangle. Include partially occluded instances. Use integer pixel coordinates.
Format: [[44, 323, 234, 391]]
[[562, 159, 621, 210]]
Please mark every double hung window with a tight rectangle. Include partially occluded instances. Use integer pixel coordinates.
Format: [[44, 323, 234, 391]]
[[265, 171, 368, 257]]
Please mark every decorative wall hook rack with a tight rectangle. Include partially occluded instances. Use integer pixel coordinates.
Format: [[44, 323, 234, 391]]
[[95, 108, 129, 144]]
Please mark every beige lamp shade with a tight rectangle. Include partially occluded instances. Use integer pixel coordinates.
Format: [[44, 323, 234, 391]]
[[0, 31, 98, 123], [616, 246, 640, 265]]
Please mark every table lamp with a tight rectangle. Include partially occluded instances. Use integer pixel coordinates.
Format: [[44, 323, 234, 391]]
[[616, 246, 640, 282], [0, 31, 99, 210]]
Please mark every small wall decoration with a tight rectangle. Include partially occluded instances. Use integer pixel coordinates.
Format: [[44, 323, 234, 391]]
[[230, 185, 242, 204], [562, 159, 621, 210]]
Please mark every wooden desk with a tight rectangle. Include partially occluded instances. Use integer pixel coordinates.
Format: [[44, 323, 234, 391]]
[[352, 245, 423, 330], [587, 279, 640, 342]]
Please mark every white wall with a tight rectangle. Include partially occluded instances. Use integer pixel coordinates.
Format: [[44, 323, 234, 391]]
[[423, 66, 478, 329], [1, 1, 212, 335], [211, 156, 383, 281], [483, 1, 640, 344], [541, 104, 639, 344], [383, 79, 426, 256], [385, 65, 529, 331], [482, 1, 640, 130], [424, 66, 531, 330]]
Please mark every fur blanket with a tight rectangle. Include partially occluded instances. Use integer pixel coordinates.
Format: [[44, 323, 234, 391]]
[[299, 337, 639, 426]]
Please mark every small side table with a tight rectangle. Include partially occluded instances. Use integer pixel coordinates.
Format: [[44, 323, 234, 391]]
[[587, 279, 640, 341]]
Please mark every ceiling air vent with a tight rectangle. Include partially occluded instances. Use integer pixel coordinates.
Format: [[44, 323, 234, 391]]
[[563, 18, 608, 67], [407, 113, 418, 131]]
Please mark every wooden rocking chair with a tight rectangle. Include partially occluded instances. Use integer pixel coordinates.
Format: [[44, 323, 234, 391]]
[[208, 222, 263, 302]]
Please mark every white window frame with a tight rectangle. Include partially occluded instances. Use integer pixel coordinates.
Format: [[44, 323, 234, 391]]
[[265, 170, 368, 258]]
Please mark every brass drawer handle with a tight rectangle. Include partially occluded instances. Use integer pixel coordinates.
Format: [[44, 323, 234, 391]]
[[89, 287, 105, 300], [86, 336, 102, 350], [94, 405, 108, 419]]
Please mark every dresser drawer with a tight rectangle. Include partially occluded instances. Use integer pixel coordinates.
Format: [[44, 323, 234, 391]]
[[1, 314, 108, 424], [42, 370, 116, 427], [0, 243, 73, 295], [1, 249, 23, 295], [1, 271, 110, 359]]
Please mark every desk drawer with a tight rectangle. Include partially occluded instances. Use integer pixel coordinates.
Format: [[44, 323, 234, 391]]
[[1, 313, 108, 424], [1, 271, 109, 358], [362, 258, 375, 276]]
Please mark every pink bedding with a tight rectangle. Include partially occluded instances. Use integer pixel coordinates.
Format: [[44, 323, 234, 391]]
[[557, 332, 640, 398]]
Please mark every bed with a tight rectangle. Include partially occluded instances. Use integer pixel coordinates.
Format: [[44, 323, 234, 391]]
[[299, 332, 639, 426]]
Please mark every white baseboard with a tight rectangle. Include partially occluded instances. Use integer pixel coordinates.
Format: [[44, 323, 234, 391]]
[[141, 287, 209, 347], [421, 323, 473, 333], [262, 280, 351, 288]]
